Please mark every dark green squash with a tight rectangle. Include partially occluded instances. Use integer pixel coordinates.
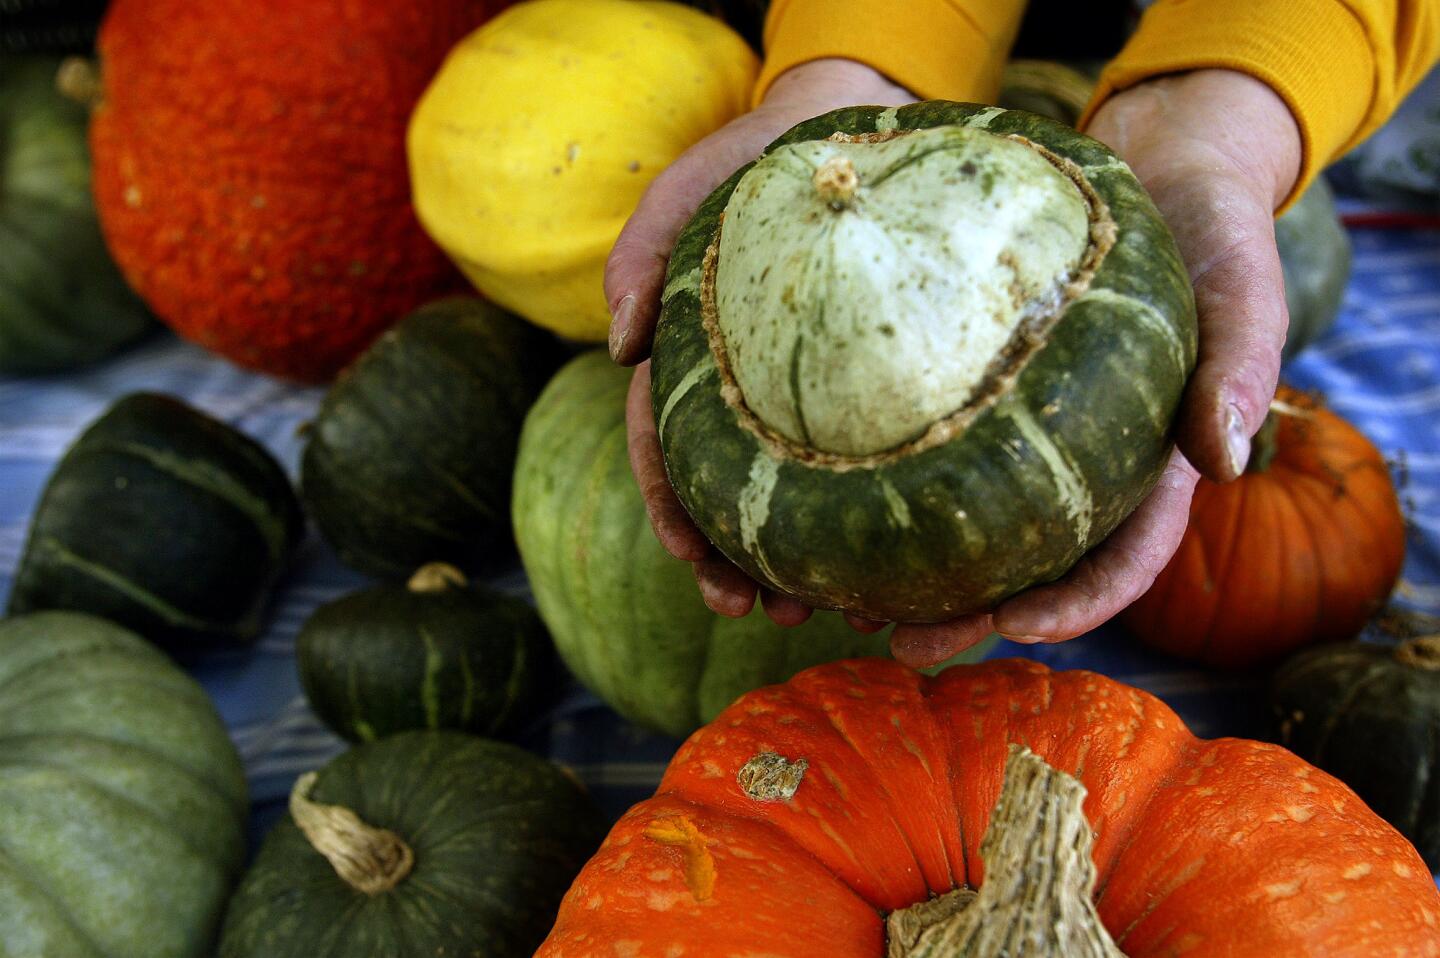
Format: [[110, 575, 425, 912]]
[[218, 730, 604, 958], [297, 562, 551, 743], [512, 352, 995, 739], [0, 611, 247, 958], [0, 55, 153, 373], [7, 392, 302, 649], [651, 101, 1197, 622], [1275, 177, 1351, 360], [301, 296, 557, 579], [1271, 633, 1440, 870]]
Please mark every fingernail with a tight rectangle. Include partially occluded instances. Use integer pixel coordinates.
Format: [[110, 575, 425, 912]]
[[608, 295, 634, 362], [998, 632, 1048, 645], [1225, 403, 1250, 477]]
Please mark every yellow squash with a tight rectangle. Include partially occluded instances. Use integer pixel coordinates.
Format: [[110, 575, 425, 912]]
[[408, 0, 758, 341]]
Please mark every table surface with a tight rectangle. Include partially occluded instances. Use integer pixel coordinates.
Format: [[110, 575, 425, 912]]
[[1, 223, 1436, 877]]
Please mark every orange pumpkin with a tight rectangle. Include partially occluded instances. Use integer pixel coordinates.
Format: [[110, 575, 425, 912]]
[[538, 658, 1439, 957], [1123, 386, 1406, 669], [90, 0, 508, 381]]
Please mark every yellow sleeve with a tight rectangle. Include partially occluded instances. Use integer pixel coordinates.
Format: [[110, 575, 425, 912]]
[[1079, 0, 1440, 210], [754, 0, 1028, 106]]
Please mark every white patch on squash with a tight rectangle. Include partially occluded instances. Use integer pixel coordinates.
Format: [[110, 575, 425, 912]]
[[658, 356, 717, 437], [661, 266, 702, 305], [1000, 403, 1092, 544], [963, 106, 1006, 129], [878, 476, 912, 530], [1081, 286, 1186, 374], [737, 452, 781, 580], [714, 126, 1091, 456], [874, 107, 900, 132]]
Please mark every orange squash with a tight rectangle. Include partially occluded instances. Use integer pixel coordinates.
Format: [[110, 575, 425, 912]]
[[538, 658, 1439, 957], [89, 0, 508, 381], [1123, 386, 1406, 669]]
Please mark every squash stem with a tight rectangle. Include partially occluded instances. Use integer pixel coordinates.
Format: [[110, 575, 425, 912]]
[[813, 155, 860, 210], [886, 745, 1123, 957], [289, 771, 415, 895], [1247, 413, 1281, 474], [407, 561, 467, 594], [1395, 635, 1440, 671]]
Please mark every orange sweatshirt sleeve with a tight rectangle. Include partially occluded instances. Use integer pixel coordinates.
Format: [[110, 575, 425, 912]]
[[1079, 0, 1440, 208], [754, 0, 1027, 106]]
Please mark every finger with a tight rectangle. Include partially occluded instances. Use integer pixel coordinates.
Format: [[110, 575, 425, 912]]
[[1147, 179, 1288, 482], [761, 589, 813, 627], [844, 614, 888, 634], [626, 362, 708, 561], [991, 449, 1200, 640], [889, 614, 996, 669], [694, 553, 758, 618]]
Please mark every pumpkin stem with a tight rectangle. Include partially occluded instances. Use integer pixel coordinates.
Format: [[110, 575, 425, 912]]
[[55, 57, 102, 108], [1247, 412, 1281, 474], [813, 155, 860, 210], [289, 771, 415, 895], [886, 745, 1123, 958], [407, 562, 467, 594], [1395, 635, 1440, 671]]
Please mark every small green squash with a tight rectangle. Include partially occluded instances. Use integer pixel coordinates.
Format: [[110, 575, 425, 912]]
[[301, 296, 557, 578], [297, 562, 551, 743], [0, 55, 152, 373], [652, 101, 1197, 622], [218, 730, 604, 958], [1275, 177, 1351, 360], [512, 352, 995, 739], [1271, 633, 1440, 870], [7, 392, 302, 648], [0, 611, 247, 958]]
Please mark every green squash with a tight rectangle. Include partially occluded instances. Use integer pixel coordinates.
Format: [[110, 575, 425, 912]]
[[1276, 177, 1351, 360], [1271, 634, 1440, 870], [0, 611, 247, 958], [998, 59, 1095, 126], [297, 562, 551, 743], [218, 730, 604, 958], [651, 101, 1197, 622], [7, 392, 302, 649], [0, 56, 152, 373], [301, 296, 557, 579], [512, 352, 995, 739]]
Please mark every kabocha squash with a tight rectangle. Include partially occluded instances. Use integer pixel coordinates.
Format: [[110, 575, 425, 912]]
[[8, 393, 302, 649], [297, 562, 551, 743], [89, 0, 509, 382], [1276, 177, 1351, 360], [538, 658, 1440, 957], [0, 612, 247, 958], [218, 730, 604, 958], [301, 296, 556, 578], [0, 56, 152, 374], [408, 0, 759, 341], [1272, 631, 1440, 870], [652, 102, 1197, 622], [1123, 387, 1405, 669], [513, 352, 994, 739]]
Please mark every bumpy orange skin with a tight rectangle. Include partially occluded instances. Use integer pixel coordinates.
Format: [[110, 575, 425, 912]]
[[90, 0, 507, 381], [539, 658, 1440, 957], [1123, 386, 1407, 669]]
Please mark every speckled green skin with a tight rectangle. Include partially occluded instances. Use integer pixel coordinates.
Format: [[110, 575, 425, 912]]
[[218, 731, 603, 958], [513, 352, 994, 739], [652, 102, 1197, 622], [0, 56, 153, 373], [7, 393, 302, 649], [301, 297, 558, 579], [1276, 178, 1351, 361], [296, 577, 551, 743], [0, 612, 247, 958], [1271, 641, 1440, 870]]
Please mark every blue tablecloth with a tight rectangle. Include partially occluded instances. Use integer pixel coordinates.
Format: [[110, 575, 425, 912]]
[[1, 221, 1436, 867]]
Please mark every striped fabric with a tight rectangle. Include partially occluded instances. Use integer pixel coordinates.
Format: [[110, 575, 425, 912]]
[[0, 217, 1435, 871]]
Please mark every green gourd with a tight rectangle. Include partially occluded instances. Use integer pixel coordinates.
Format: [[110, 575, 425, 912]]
[[0, 612, 247, 958], [7, 393, 302, 649], [297, 562, 551, 743], [218, 730, 603, 958], [301, 296, 557, 578], [512, 352, 995, 739], [0, 55, 152, 373]]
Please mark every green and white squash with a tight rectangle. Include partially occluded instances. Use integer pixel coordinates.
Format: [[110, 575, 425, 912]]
[[512, 352, 994, 739], [1, 55, 152, 373], [651, 102, 1197, 622], [1275, 177, 1351, 360], [301, 296, 557, 579], [218, 730, 603, 958], [7, 393, 303, 649], [0, 612, 247, 958], [297, 562, 551, 743]]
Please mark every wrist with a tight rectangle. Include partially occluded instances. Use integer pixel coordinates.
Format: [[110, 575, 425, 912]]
[[762, 59, 917, 116]]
